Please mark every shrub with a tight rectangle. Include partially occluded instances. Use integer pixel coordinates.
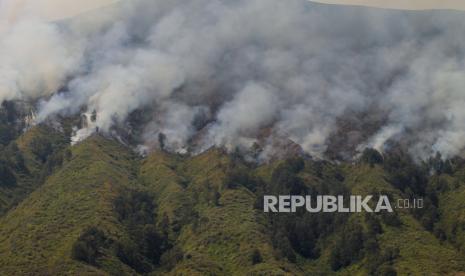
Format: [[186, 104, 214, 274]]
[[0, 160, 16, 187], [251, 249, 263, 265], [330, 224, 364, 271], [114, 190, 155, 225], [113, 190, 171, 272], [30, 136, 53, 163], [115, 239, 152, 273], [224, 167, 262, 192], [160, 246, 184, 270], [383, 151, 428, 195], [72, 227, 110, 266], [360, 148, 383, 166]]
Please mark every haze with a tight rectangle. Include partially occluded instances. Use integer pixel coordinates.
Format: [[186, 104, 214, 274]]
[[312, 0, 465, 11], [3, 0, 465, 25], [2, 0, 465, 161], [0, 0, 118, 22]]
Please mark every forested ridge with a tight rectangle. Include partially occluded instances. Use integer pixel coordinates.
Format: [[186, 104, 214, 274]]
[[0, 123, 465, 275]]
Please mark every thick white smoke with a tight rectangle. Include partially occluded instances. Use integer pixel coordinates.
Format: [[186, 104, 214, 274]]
[[0, 19, 82, 103], [2, 0, 465, 160]]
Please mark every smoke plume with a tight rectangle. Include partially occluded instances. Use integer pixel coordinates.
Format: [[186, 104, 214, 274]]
[[1, 0, 465, 160]]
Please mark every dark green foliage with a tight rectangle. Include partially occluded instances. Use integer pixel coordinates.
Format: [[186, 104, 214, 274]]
[[193, 180, 220, 206], [364, 236, 379, 255], [366, 246, 399, 275], [383, 150, 428, 195], [377, 265, 397, 276], [7, 143, 26, 171], [251, 249, 262, 265], [427, 153, 453, 175], [114, 190, 155, 225], [90, 110, 97, 122], [0, 126, 70, 217], [412, 197, 438, 231], [113, 190, 170, 273], [158, 133, 166, 150], [363, 214, 400, 274], [365, 213, 383, 235], [412, 176, 445, 231], [224, 166, 263, 192], [160, 246, 184, 270], [306, 160, 345, 183], [0, 160, 16, 187], [360, 148, 384, 166], [29, 136, 53, 163], [0, 101, 21, 146], [38, 149, 71, 182], [285, 157, 305, 173], [0, 143, 25, 187], [271, 229, 296, 263], [329, 224, 365, 271], [2, 132, 464, 274], [72, 227, 111, 266], [267, 159, 349, 261], [268, 161, 306, 195], [380, 211, 402, 227], [0, 124, 17, 147], [115, 239, 153, 273], [288, 216, 322, 258], [139, 224, 169, 264], [213, 191, 221, 206], [0, 143, 26, 172]]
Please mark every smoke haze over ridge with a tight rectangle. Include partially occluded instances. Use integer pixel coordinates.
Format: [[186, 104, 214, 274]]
[[312, 0, 465, 11], [1, 0, 465, 160]]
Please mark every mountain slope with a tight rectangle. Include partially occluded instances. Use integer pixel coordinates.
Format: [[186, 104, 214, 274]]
[[0, 125, 68, 215], [0, 132, 465, 275], [0, 135, 138, 275]]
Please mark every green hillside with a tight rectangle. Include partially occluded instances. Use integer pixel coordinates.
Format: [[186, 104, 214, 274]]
[[0, 125, 68, 215], [0, 129, 465, 275]]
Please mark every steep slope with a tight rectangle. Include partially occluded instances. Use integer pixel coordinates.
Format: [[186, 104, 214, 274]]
[[434, 167, 465, 254], [0, 125, 68, 215], [0, 135, 139, 275], [140, 149, 299, 275], [1, 133, 465, 275], [340, 164, 465, 275]]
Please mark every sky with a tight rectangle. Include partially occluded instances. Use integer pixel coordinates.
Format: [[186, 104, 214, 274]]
[[1, 0, 465, 24], [312, 0, 465, 11], [0, 0, 118, 22]]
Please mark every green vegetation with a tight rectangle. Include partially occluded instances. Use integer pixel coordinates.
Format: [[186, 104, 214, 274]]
[[72, 226, 111, 266], [0, 124, 68, 216], [0, 127, 465, 275], [0, 101, 22, 146]]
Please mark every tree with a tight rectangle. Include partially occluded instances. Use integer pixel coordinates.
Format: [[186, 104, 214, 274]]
[[0, 160, 16, 187], [251, 249, 263, 265], [428, 152, 453, 175], [383, 150, 428, 195], [158, 133, 166, 151], [365, 213, 383, 235], [72, 227, 110, 266], [30, 136, 53, 163], [113, 190, 171, 273], [330, 224, 365, 271], [360, 148, 384, 166]]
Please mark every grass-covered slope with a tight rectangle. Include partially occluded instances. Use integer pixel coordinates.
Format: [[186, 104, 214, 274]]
[[0, 125, 68, 216], [140, 149, 299, 275], [0, 135, 139, 275], [340, 164, 465, 275], [1, 132, 465, 275]]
